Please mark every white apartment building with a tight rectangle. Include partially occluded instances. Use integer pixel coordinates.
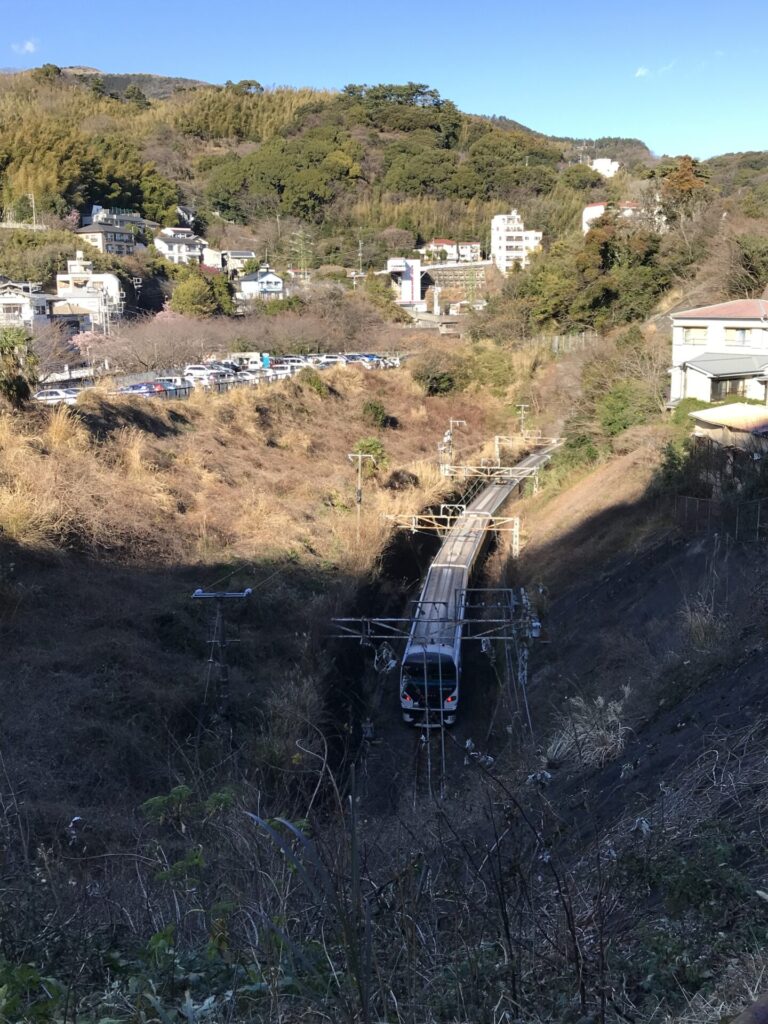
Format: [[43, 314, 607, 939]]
[[54, 252, 125, 332], [490, 210, 542, 273], [669, 299, 768, 405], [154, 227, 207, 265]]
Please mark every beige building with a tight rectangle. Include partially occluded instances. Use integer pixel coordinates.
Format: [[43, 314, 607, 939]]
[[75, 223, 136, 257], [689, 403, 768, 453]]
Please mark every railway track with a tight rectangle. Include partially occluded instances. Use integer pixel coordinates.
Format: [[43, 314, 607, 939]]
[[412, 727, 447, 804]]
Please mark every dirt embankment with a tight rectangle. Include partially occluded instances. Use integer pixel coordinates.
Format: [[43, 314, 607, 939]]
[[0, 364, 515, 831]]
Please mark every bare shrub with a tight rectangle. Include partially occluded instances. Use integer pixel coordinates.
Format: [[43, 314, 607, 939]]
[[547, 687, 631, 767], [680, 591, 731, 653]]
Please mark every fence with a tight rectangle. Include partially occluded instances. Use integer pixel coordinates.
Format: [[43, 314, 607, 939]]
[[674, 494, 768, 543], [547, 331, 599, 354]]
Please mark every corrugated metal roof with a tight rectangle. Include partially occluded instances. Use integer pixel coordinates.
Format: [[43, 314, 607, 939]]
[[689, 402, 768, 434], [673, 299, 768, 320], [685, 353, 768, 377]]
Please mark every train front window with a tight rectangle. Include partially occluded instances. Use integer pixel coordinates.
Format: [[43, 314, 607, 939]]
[[402, 657, 456, 688]]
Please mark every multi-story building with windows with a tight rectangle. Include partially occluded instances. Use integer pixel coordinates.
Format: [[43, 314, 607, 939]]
[[75, 224, 136, 257], [54, 252, 124, 333], [490, 210, 542, 273], [153, 227, 207, 265]]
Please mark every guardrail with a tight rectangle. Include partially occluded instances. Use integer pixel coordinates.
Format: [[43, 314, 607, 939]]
[[151, 367, 295, 400]]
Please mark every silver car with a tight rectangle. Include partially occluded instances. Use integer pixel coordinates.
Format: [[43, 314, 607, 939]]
[[33, 388, 79, 406]]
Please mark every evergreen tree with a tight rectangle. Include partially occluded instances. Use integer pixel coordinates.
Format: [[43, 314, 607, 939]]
[[0, 327, 38, 408], [169, 273, 219, 317]]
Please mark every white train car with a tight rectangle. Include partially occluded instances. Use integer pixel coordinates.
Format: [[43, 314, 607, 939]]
[[399, 443, 559, 726]]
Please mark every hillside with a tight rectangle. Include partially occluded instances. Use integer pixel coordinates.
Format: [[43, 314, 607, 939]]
[[60, 67, 210, 97], [2, 65, 767, 343]]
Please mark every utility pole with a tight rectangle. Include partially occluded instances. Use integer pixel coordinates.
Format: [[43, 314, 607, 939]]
[[348, 452, 375, 544], [516, 404, 529, 435], [192, 588, 252, 715], [290, 229, 313, 283]]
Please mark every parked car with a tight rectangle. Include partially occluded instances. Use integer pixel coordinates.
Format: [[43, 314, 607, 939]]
[[33, 388, 79, 406], [272, 356, 308, 371], [156, 375, 193, 391], [184, 364, 213, 380], [118, 381, 169, 398], [315, 354, 348, 367]]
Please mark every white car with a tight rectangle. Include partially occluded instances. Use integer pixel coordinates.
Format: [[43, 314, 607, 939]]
[[184, 364, 211, 380], [316, 354, 348, 367], [33, 388, 79, 406]]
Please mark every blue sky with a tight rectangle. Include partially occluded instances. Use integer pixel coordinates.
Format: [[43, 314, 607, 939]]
[[4, 0, 767, 158]]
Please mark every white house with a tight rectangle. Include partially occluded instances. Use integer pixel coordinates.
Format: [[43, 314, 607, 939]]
[[154, 227, 207, 265], [75, 223, 136, 257], [581, 200, 640, 234], [54, 252, 125, 332], [490, 210, 542, 272], [0, 278, 55, 329], [236, 266, 284, 304], [590, 158, 620, 178], [669, 299, 768, 405], [422, 239, 482, 263], [203, 247, 257, 275]]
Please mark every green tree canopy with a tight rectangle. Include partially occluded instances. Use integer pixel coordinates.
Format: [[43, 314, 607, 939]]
[[169, 272, 219, 317]]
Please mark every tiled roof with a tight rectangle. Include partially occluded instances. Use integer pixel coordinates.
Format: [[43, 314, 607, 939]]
[[685, 353, 768, 377], [75, 224, 131, 235], [673, 299, 768, 320]]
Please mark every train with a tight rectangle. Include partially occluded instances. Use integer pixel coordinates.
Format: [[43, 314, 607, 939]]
[[399, 501, 495, 727], [399, 443, 559, 727]]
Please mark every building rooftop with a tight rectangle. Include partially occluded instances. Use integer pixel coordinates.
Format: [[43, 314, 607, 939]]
[[240, 270, 282, 282], [689, 402, 768, 434], [673, 299, 768, 321], [685, 353, 768, 377], [75, 224, 132, 236]]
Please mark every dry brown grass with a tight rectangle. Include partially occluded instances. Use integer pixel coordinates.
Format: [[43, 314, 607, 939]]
[[546, 687, 632, 767], [0, 358, 512, 566]]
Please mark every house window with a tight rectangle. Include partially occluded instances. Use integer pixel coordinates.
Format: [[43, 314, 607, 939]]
[[1, 305, 23, 320], [711, 377, 746, 400], [725, 327, 749, 345], [683, 326, 707, 344]]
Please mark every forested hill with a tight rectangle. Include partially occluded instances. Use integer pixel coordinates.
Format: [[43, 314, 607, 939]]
[[3, 65, 768, 335], [0, 68, 649, 249]]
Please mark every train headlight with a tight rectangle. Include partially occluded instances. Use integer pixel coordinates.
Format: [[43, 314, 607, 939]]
[[445, 695, 456, 704]]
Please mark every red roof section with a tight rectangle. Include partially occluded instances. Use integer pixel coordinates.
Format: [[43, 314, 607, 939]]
[[430, 238, 456, 245], [673, 299, 768, 320]]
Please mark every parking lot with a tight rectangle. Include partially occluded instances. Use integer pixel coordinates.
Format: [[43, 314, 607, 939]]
[[35, 352, 403, 405]]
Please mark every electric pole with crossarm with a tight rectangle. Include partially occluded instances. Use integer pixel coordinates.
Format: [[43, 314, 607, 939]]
[[348, 451, 375, 544]]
